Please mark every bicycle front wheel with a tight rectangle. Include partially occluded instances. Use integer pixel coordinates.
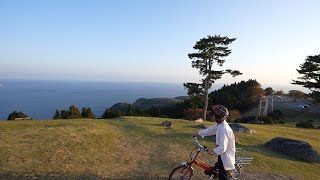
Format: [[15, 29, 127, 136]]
[[169, 165, 193, 180]]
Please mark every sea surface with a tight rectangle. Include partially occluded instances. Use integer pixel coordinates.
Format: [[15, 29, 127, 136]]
[[0, 79, 188, 120]]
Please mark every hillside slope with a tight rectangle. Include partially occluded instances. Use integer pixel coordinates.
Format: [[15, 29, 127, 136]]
[[0, 117, 319, 180]]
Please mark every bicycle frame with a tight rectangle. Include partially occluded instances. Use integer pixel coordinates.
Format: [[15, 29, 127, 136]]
[[179, 145, 217, 178], [189, 148, 215, 171], [171, 137, 246, 180]]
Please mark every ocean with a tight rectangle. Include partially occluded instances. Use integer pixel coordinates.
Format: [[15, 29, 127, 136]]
[[0, 79, 187, 120], [0, 79, 306, 120]]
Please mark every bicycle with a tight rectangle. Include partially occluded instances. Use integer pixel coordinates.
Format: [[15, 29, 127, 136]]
[[169, 137, 251, 180]]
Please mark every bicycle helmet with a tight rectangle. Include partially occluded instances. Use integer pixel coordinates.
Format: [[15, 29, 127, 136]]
[[211, 105, 229, 119]]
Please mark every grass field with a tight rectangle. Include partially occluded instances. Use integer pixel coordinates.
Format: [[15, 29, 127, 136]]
[[0, 117, 319, 179]]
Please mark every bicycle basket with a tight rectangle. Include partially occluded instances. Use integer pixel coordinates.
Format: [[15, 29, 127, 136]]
[[235, 148, 253, 165]]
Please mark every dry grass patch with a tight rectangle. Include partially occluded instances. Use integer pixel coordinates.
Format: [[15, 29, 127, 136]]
[[0, 117, 320, 180]]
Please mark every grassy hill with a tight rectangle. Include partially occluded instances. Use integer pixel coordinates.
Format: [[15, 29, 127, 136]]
[[0, 117, 319, 180]]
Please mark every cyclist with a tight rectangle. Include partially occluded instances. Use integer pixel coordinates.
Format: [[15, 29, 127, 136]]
[[192, 105, 235, 180]]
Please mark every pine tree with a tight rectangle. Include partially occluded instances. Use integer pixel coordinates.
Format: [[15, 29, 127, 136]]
[[292, 54, 320, 102], [81, 107, 87, 118], [264, 87, 275, 96], [275, 90, 284, 96], [86, 107, 95, 119], [185, 35, 242, 120], [69, 105, 81, 119], [59, 110, 67, 119], [53, 109, 60, 119]]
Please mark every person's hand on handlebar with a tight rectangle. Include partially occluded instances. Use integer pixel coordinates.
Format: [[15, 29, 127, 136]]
[[192, 132, 200, 138], [207, 149, 215, 155]]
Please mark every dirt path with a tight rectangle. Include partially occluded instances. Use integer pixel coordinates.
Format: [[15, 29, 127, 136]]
[[243, 173, 296, 180]]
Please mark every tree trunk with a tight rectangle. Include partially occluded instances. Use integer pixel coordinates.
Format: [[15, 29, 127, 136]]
[[202, 78, 209, 120]]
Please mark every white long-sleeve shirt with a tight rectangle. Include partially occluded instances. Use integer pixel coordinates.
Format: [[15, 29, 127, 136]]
[[198, 121, 235, 170]]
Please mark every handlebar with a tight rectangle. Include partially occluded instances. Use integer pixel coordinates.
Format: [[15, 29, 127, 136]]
[[192, 137, 208, 152]]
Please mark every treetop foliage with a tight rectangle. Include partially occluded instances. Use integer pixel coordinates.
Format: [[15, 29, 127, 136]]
[[208, 79, 264, 113], [292, 54, 320, 102], [53, 105, 95, 119], [102, 108, 123, 119], [275, 90, 284, 96], [186, 35, 241, 87], [7, 111, 29, 120], [288, 90, 305, 99], [69, 105, 81, 119], [185, 34, 241, 120], [189, 35, 236, 65], [264, 87, 275, 96]]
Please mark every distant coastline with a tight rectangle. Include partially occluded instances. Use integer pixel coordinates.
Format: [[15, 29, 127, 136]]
[[0, 79, 187, 120], [0, 79, 310, 120]]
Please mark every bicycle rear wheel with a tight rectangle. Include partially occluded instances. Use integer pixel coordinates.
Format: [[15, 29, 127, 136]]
[[169, 165, 193, 180]]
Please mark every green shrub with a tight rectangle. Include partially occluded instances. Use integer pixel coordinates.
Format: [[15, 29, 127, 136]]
[[7, 111, 29, 120], [296, 121, 314, 128], [68, 105, 81, 119], [53, 109, 60, 119], [81, 107, 95, 119], [60, 110, 70, 119], [227, 109, 242, 122], [234, 116, 256, 123], [85, 107, 96, 119], [102, 109, 123, 119], [54, 105, 82, 119], [147, 106, 162, 117], [267, 110, 283, 121], [259, 116, 274, 124], [183, 108, 203, 120]]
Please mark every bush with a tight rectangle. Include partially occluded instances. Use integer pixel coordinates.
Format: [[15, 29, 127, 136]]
[[60, 110, 70, 119], [258, 116, 274, 124], [102, 109, 123, 119], [279, 120, 285, 124], [81, 107, 95, 119], [227, 109, 242, 122], [296, 121, 314, 128], [54, 105, 82, 119], [68, 105, 81, 119], [53, 109, 60, 119], [267, 110, 283, 121], [85, 107, 96, 119], [183, 108, 203, 120], [147, 106, 161, 117], [7, 111, 29, 120], [234, 116, 256, 123]]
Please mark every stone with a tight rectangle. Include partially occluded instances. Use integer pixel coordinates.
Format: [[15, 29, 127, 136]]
[[265, 137, 320, 163], [229, 124, 254, 133], [194, 118, 203, 122], [161, 121, 173, 128]]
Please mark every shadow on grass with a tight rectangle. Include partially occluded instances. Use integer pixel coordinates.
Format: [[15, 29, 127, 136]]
[[0, 173, 168, 180]]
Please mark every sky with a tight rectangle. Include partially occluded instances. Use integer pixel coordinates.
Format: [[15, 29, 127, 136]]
[[0, 0, 319, 91]]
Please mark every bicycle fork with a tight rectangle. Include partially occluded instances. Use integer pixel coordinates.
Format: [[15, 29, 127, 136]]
[[181, 162, 194, 178]]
